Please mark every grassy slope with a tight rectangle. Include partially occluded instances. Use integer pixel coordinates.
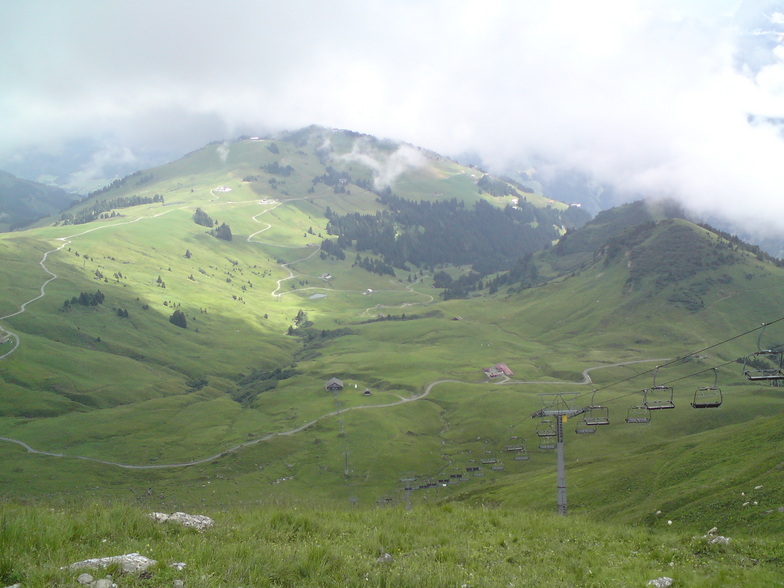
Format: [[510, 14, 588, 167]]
[[0, 130, 783, 550], [3, 501, 782, 587]]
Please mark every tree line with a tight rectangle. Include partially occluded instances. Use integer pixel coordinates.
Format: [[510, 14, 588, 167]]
[[321, 192, 582, 277], [60, 194, 164, 225]]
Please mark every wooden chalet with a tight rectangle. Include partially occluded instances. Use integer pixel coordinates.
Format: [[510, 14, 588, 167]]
[[325, 377, 344, 391]]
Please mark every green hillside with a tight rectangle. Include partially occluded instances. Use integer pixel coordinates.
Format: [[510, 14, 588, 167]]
[[2, 501, 782, 586], [0, 170, 79, 231], [1, 127, 784, 552]]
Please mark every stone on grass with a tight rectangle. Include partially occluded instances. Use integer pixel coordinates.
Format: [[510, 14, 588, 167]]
[[647, 577, 673, 588], [151, 511, 215, 531], [67, 552, 157, 574], [376, 553, 394, 564]]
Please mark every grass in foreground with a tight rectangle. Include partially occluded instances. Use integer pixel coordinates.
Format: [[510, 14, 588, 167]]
[[1, 500, 783, 587]]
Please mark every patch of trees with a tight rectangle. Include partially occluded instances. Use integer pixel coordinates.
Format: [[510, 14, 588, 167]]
[[60, 194, 164, 225], [169, 309, 187, 328], [86, 171, 154, 199], [211, 223, 232, 241], [262, 162, 293, 176], [477, 174, 515, 197], [436, 271, 485, 300], [698, 222, 784, 267], [321, 193, 572, 279], [320, 239, 345, 260], [312, 166, 351, 188], [358, 310, 441, 324], [231, 366, 300, 405], [353, 254, 395, 276], [291, 327, 356, 363], [192, 208, 214, 227], [486, 253, 539, 294], [287, 309, 313, 335], [624, 221, 740, 290], [62, 290, 105, 309]]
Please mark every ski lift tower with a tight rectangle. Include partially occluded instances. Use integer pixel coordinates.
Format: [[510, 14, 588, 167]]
[[531, 393, 583, 516]]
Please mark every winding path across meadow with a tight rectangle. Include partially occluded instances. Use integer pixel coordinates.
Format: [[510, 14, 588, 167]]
[[0, 359, 666, 470]]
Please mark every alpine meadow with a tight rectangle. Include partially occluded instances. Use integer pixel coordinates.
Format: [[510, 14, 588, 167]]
[[2, 127, 784, 586]]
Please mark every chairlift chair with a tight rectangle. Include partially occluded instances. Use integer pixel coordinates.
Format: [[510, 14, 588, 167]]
[[742, 351, 784, 381], [692, 368, 723, 409], [536, 419, 557, 438], [575, 419, 597, 435], [643, 386, 675, 410], [506, 443, 525, 452], [506, 437, 529, 460], [642, 367, 674, 410], [625, 405, 651, 424], [583, 405, 610, 426], [742, 323, 784, 381]]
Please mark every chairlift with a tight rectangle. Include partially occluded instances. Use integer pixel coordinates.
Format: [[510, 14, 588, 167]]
[[507, 437, 528, 460], [536, 418, 557, 438], [506, 437, 524, 453], [743, 351, 784, 380], [742, 323, 784, 381], [692, 368, 723, 409], [574, 420, 597, 435], [642, 367, 675, 410], [583, 393, 610, 426], [625, 405, 651, 424]]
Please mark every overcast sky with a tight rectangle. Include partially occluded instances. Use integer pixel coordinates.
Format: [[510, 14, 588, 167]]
[[2, 0, 784, 237]]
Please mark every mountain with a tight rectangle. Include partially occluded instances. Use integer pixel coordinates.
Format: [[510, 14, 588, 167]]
[[1, 127, 784, 538], [0, 170, 80, 231]]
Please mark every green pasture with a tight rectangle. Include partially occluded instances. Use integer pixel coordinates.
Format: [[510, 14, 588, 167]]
[[2, 130, 784, 541]]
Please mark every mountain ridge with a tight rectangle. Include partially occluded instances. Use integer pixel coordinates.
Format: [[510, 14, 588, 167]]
[[0, 170, 80, 231]]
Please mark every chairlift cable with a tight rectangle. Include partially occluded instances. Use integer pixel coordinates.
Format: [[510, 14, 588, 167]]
[[513, 317, 784, 446]]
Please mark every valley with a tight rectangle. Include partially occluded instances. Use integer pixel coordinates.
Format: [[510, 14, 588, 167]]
[[1, 128, 784, 540]]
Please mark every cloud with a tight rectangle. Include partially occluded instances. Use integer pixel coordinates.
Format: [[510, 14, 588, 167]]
[[2, 0, 784, 238], [216, 142, 230, 163], [337, 140, 426, 190]]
